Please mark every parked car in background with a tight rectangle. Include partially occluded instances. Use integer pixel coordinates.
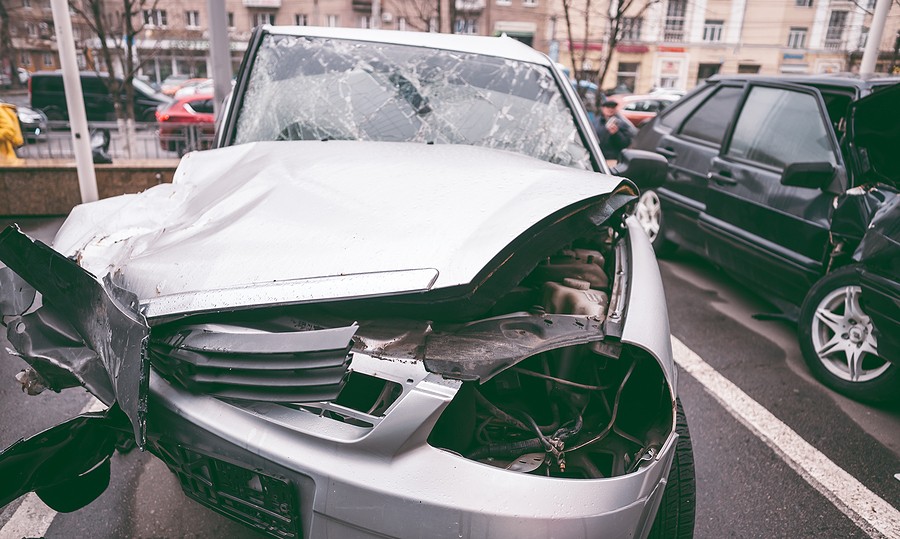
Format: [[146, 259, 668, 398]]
[[173, 78, 212, 99], [160, 74, 192, 96], [6, 103, 47, 141], [0, 27, 687, 539], [633, 74, 900, 402], [156, 93, 216, 154], [29, 71, 171, 122], [607, 94, 679, 127]]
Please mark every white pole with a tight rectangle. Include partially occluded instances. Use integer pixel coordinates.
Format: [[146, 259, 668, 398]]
[[49, 0, 98, 203], [860, 0, 890, 75], [206, 0, 233, 120]]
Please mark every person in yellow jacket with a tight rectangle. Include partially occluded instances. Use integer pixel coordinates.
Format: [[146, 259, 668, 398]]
[[0, 102, 24, 163]]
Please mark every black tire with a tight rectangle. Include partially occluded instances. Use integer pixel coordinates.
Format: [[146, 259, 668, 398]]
[[42, 106, 66, 122], [636, 189, 677, 258], [647, 399, 696, 539], [36, 458, 111, 513], [798, 265, 900, 403]]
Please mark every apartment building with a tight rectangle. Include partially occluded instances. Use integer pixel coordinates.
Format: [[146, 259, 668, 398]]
[[2, 0, 92, 76], [3, 0, 897, 92], [556, 0, 900, 94]]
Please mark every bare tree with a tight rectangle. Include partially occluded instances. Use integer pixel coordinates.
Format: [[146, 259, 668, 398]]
[[69, 0, 159, 157], [0, 0, 22, 89], [596, 0, 659, 93], [560, 0, 659, 100], [384, 0, 440, 32]]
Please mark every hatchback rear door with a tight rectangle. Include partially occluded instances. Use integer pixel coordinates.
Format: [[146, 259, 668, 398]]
[[700, 82, 844, 305]]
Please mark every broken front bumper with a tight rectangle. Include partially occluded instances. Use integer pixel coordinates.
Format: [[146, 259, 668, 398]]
[[144, 350, 676, 539]]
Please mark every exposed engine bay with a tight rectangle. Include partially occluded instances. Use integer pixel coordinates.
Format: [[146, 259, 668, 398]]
[[147, 223, 674, 480]]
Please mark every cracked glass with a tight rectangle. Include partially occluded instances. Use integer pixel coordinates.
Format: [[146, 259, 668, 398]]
[[234, 35, 592, 170]]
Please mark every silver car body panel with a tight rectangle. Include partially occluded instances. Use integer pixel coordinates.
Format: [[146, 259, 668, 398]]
[[52, 141, 626, 319], [139, 214, 678, 539]]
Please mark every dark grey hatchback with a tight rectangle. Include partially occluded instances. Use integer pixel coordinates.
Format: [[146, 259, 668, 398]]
[[633, 74, 900, 403]]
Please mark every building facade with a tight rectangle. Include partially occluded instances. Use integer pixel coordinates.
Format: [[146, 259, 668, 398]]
[[555, 0, 900, 94], [3, 0, 898, 92]]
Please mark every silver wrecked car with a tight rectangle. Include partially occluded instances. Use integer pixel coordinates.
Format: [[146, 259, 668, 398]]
[[0, 27, 691, 539]]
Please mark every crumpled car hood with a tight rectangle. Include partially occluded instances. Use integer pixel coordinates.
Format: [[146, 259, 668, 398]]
[[53, 141, 626, 319]]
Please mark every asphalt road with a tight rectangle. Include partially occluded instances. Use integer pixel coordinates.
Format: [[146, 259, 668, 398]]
[[0, 218, 898, 538]]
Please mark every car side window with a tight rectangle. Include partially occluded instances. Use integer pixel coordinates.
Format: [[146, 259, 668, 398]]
[[727, 86, 836, 170], [191, 99, 215, 114], [678, 86, 742, 144], [658, 84, 715, 129]]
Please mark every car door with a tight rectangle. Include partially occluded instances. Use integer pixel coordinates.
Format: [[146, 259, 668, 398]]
[[700, 83, 844, 305], [652, 82, 743, 251]]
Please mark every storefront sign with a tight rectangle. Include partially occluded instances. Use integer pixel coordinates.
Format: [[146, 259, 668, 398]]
[[616, 44, 649, 53]]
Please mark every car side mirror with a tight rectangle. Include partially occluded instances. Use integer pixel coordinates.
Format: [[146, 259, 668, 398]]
[[612, 149, 667, 190], [780, 162, 835, 190]]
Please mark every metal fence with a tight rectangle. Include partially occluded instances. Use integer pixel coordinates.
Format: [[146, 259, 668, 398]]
[[16, 121, 216, 161]]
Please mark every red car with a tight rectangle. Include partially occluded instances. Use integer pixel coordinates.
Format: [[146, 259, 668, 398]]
[[156, 93, 216, 155], [607, 94, 679, 127]]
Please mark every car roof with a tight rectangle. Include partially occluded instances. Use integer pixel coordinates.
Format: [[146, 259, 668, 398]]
[[707, 73, 900, 91], [265, 26, 553, 66]]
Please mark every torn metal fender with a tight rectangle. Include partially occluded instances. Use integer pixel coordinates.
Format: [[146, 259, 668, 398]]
[[0, 226, 150, 446], [0, 407, 126, 510]]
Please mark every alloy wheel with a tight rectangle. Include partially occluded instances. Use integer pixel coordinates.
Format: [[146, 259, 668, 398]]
[[810, 285, 888, 383], [636, 190, 662, 242]]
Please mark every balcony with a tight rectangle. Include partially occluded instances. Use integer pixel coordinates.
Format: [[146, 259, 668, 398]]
[[456, 0, 486, 12], [242, 0, 282, 7]]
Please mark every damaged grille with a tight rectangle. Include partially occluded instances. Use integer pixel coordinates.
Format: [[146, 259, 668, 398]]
[[149, 323, 357, 402]]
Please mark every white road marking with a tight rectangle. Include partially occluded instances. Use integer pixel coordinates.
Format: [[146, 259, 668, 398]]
[[0, 397, 106, 539], [672, 336, 900, 539]]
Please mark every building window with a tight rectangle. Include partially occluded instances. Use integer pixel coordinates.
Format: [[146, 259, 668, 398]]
[[738, 63, 760, 74], [143, 9, 168, 27], [664, 0, 686, 42], [616, 62, 639, 93], [787, 27, 807, 49], [496, 0, 512, 6], [398, 17, 407, 31], [697, 63, 720, 82], [295, 13, 308, 25], [23, 0, 31, 9], [703, 20, 723, 42], [254, 12, 276, 26], [26, 22, 37, 37], [228, 12, 235, 27], [20, 52, 31, 66], [326, 14, 338, 27], [38, 21, 50, 37], [42, 52, 53, 67], [795, 0, 813, 6], [185, 10, 200, 28], [360, 15, 371, 28], [523, 0, 537, 6], [455, 17, 478, 34], [620, 17, 642, 41], [824, 11, 847, 50], [858, 26, 869, 50]]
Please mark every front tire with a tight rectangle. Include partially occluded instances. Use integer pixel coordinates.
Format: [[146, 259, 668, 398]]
[[636, 189, 677, 257], [647, 399, 695, 539], [798, 265, 899, 403]]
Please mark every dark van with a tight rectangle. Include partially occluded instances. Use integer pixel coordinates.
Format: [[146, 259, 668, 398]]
[[29, 71, 170, 122]]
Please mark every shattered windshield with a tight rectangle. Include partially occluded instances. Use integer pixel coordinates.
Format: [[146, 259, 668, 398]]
[[233, 35, 593, 170]]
